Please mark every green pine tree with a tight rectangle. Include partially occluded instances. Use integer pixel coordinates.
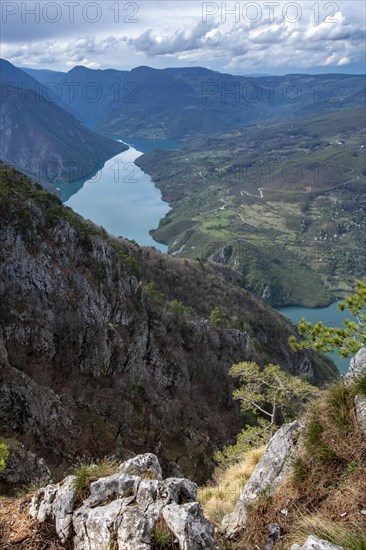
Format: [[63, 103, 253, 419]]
[[289, 280, 366, 357]]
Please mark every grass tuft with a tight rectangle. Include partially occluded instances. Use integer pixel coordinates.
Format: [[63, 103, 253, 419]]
[[72, 457, 118, 504], [326, 380, 354, 432], [151, 516, 178, 549], [288, 516, 366, 550], [304, 408, 341, 464], [292, 457, 309, 483], [354, 372, 366, 397]]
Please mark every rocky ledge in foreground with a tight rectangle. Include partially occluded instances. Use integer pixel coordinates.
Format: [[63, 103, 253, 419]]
[[30, 453, 217, 550]]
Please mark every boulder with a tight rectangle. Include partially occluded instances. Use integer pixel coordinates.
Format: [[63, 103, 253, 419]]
[[30, 475, 77, 543], [346, 347, 366, 380], [162, 501, 217, 550], [354, 395, 366, 437], [291, 534, 343, 549], [118, 452, 163, 480], [222, 420, 303, 537], [30, 453, 217, 549], [0, 443, 51, 488]]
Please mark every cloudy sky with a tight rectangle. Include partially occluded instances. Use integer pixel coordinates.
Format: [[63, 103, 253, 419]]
[[1, 0, 365, 74]]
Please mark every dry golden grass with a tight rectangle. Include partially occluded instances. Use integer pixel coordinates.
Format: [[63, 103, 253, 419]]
[[198, 446, 265, 525], [287, 514, 366, 550], [0, 495, 70, 549], [233, 466, 366, 550]]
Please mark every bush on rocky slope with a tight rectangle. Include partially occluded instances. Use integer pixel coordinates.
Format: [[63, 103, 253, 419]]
[[215, 351, 366, 549]]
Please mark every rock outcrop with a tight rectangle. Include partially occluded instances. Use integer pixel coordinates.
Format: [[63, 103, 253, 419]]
[[0, 440, 51, 489], [221, 420, 303, 537], [354, 395, 366, 437], [30, 453, 218, 550]]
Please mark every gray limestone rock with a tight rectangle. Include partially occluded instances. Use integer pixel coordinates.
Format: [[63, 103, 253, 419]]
[[222, 420, 303, 537], [291, 535, 343, 549], [30, 475, 77, 543], [30, 453, 217, 549], [346, 348, 366, 438], [162, 501, 217, 550], [346, 347, 366, 380], [354, 395, 366, 437], [119, 453, 163, 480]]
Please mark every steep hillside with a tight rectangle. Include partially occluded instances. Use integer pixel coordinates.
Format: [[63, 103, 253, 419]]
[[0, 354, 363, 549], [0, 60, 127, 186], [0, 166, 336, 487], [0, 58, 42, 90]]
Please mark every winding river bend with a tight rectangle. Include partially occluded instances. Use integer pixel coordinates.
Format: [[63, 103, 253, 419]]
[[58, 140, 176, 252]]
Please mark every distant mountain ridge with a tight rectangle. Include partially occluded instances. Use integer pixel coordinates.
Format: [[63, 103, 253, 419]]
[[0, 59, 127, 186], [15, 60, 366, 139]]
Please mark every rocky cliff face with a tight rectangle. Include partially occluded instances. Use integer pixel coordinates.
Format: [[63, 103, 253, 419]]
[[0, 168, 336, 486]]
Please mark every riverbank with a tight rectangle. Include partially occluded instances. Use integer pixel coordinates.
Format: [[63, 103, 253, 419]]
[[60, 144, 170, 252]]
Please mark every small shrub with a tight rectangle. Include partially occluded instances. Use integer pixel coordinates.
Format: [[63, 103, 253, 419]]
[[15, 207, 33, 237], [214, 425, 269, 472], [0, 443, 9, 474], [45, 204, 64, 223], [72, 457, 117, 503], [292, 457, 309, 483], [151, 516, 177, 549], [145, 282, 165, 309], [354, 372, 366, 396], [209, 306, 229, 329]]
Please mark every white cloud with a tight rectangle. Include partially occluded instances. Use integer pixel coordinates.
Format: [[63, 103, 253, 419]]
[[128, 20, 219, 56], [1, 0, 365, 73], [337, 57, 350, 66], [125, 4, 365, 71]]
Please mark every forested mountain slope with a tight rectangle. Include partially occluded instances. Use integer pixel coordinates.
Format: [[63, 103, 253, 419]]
[[0, 166, 335, 484]]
